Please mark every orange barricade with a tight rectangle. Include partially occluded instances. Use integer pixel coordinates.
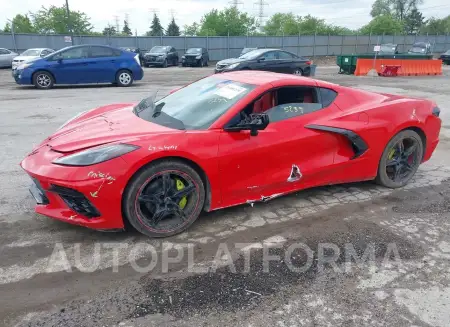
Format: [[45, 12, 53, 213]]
[[355, 58, 442, 76]]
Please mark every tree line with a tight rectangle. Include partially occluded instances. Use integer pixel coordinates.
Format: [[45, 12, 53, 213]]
[[1, 1, 449, 37]]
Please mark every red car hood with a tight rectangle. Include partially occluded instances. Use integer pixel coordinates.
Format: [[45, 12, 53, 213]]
[[43, 105, 180, 153]]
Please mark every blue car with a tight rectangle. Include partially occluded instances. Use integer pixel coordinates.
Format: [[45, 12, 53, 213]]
[[13, 45, 144, 89]]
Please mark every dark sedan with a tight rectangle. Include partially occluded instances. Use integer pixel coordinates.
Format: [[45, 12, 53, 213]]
[[181, 48, 209, 67], [143, 46, 178, 67], [215, 48, 312, 76], [440, 50, 450, 64]]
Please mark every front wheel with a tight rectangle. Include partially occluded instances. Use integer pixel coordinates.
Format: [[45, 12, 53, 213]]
[[115, 70, 134, 87], [33, 71, 54, 89], [123, 160, 205, 238], [162, 59, 168, 68], [375, 130, 423, 188]]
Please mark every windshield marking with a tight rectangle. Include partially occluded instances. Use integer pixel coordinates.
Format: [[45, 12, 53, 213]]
[[214, 84, 247, 99]]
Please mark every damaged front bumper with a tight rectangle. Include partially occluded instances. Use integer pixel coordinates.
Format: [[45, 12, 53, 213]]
[[20, 145, 130, 230]]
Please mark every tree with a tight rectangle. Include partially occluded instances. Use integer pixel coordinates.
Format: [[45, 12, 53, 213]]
[[146, 13, 164, 36], [31, 5, 93, 34], [166, 18, 180, 36], [195, 7, 257, 36], [183, 22, 200, 36], [122, 20, 132, 36], [421, 15, 450, 34], [371, 0, 391, 17], [404, 8, 425, 34], [102, 24, 117, 36], [360, 14, 404, 34], [4, 14, 35, 33]]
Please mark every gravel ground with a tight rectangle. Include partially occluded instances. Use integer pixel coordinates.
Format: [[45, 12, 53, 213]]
[[1, 65, 450, 327]]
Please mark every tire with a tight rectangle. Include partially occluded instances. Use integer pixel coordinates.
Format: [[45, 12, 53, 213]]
[[123, 160, 206, 238], [375, 130, 423, 188], [162, 59, 168, 68], [115, 69, 133, 87], [33, 71, 54, 89], [205, 60, 209, 67], [293, 68, 303, 76], [199, 59, 204, 67], [182, 63, 187, 67]]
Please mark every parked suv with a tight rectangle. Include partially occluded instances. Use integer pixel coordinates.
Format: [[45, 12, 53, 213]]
[[143, 46, 178, 67], [181, 48, 209, 67]]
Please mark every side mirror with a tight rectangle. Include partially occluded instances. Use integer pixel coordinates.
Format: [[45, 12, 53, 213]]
[[224, 113, 269, 136], [257, 57, 266, 63]]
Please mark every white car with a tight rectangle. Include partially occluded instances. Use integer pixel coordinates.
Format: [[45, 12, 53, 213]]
[[0, 48, 18, 68], [12, 48, 55, 70]]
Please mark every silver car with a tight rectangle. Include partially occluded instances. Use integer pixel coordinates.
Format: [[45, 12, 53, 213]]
[[12, 48, 55, 70], [0, 48, 18, 68]]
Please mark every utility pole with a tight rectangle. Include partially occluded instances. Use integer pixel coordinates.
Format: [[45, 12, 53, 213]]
[[229, 0, 243, 8], [65, 0, 74, 45], [114, 15, 120, 33], [254, 0, 268, 30]]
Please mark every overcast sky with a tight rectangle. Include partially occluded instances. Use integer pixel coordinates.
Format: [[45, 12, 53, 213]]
[[1, 0, 449, 34]]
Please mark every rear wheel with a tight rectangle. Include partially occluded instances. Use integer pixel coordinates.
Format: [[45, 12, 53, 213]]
[[199, 59, 204, 67], [375, 130, 423, 188], [33, 71, 54, 89], [115, 70, 133, 87], [293, 68, 303, 76], [123, 160, 205, 238]]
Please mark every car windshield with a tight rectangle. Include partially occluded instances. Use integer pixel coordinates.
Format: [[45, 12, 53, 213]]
[[380, 44, 396, 53], [445, 50, 450, 55], [21, 49, 41, 56], [410, 47, 426, 53], [239, 49, 266, 59], [241, 48, 256, 55], [187, 48, 202, 54], [150, 46, 168, 53], [133, 76, 256, 130]]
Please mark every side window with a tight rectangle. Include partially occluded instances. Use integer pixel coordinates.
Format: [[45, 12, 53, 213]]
[[278, 51, 294, 59], [171, 47, 176, 53], [266, 87, 322, 123], [319, 88, 338, 108], [261, 51, 277, 60], [0, 49, 10, 55], [90, 46, 116, 58], [55, 47, 89, 60]]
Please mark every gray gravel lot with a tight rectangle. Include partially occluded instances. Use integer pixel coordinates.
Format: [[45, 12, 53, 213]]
[[1, 65, 450, 327]]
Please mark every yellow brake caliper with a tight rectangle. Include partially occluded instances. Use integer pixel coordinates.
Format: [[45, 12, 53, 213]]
[[388, 148, 396, 160], [175, 179, 187, 209]]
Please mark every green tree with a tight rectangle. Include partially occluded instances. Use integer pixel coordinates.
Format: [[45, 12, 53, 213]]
[[421, 15, 450, 34], [102, 24, 117, 36], [5, 14, 35, 33], [360, 14, 404, 34], [263, 13, 299, 35], [371, 0, 391, 17], [146, 13, 164, 36], [197, 7, 256, 36], [122, 20, 132, 36], [404, 8, 425, 34], [183, 22, 200, 36], [31, 5, 93, 34], [166, 18, 180, 36], [2, 23, 11, 33]]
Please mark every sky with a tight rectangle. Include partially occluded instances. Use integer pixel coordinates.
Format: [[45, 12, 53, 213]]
[[0, 0, 449, 34]]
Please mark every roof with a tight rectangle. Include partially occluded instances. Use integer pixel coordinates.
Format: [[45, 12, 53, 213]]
[[214, 70, 316, 86]]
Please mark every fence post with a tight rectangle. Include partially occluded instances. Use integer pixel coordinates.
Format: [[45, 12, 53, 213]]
[[227, 31, 230, 58], [354, 33, 358, 54], [10, 23, 18, 52], [297, 31, 300, 56], [313, 31, 316, 59], [340, 34, 343, 55], [207, 33, 209, 52], [160, 31, 163, 45], [327, 34, 330, 56], [184, 34, 186, 54], [281, 30, 284, 49], [368, 32, 371, 53]]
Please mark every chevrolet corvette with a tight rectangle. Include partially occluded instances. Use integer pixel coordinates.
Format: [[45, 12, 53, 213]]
[[21, 71, 441, 237]]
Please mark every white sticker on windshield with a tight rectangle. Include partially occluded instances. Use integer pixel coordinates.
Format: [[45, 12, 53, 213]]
[[214, 84, 247, 99]]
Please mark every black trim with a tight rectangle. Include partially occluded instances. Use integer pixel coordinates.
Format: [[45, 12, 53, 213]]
[[306, 124, 368, 159], [49, 184, 101, 218]]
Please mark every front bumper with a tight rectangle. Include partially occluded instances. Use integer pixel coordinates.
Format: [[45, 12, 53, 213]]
[[12, 68, 32, 85], [20, 145, 131, 230], [144, 57, 166, 65]]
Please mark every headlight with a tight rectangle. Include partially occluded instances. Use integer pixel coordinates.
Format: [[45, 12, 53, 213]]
[[53, 144, 140, 166], [18, 62, 33, 70], [226, 63, 240, 69], [182, 55, 185, 59], [196, 55, 201, 59], [57, 111, 87, 130]]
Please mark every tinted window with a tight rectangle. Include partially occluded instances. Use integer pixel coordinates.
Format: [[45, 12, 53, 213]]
[[277, 51, 295, 59], [150, 46, 168, 53], [0, 49, 10, 55], [261, 51, 277, 60], [320, 88, 338, 107], [133, 77, 256, 130], [186, 48, 201, 54], [55, 47, 89, 60], [22, 49, 41, 56], [170, 47, 176, 52], [90, 46, 117, 58]]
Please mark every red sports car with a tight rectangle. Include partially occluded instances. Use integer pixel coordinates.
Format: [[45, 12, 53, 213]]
[[21, 71, 441, 237]]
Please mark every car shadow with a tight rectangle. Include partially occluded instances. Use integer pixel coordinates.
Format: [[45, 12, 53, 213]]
[[15, 83, 146, 90]]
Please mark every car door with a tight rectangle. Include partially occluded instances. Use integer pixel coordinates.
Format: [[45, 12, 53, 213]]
[[217, 83, 340, 205], [0, 49, 12, 67], [276, 51, 297, 74], [48, 46, 91, 84], [87, 46, 120, 83], [170, 47, 178, 64], [251, 51, 279, 72]]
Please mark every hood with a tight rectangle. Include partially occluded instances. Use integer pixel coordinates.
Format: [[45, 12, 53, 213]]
[[185, 53, 201, 56], [217, 58, 246, 65], [44, 105, 180, 153], [146, 52, 166, 56], [13, 55, 39, 62]]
